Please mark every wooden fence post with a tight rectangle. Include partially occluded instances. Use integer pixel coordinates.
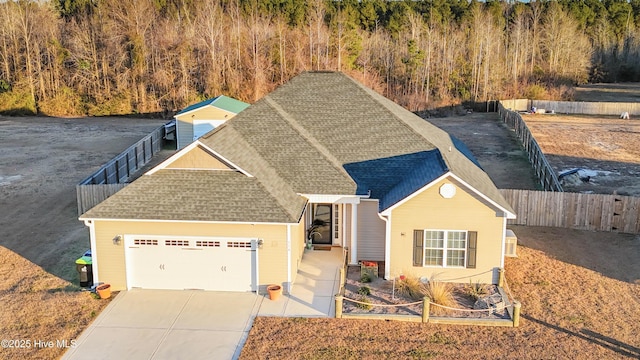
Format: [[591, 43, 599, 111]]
[[498, 268, 505, 287], [512, 301, 521, 327], [335, 295, 343, 318], [422, 296, 430, 323]]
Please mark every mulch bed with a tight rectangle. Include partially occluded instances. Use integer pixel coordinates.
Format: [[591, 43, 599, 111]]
[[343, 265, 510, 319]]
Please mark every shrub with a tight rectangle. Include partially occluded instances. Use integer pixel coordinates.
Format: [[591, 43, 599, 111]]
[[425, 279, 457, 315], [360, 273, 371, 283], [87, 92, 133, 116], [525, 84, 548, 100], [38, 86, 85, 116], [395, 274, 427, 300], [356, 295, 372, 310], [0, 87, 36, 115], [463, 281, 488, 301], [357, 286, 371, 296]]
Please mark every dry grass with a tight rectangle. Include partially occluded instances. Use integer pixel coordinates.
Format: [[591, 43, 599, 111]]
[[425, 280, 457, 316], [0, 246, 110, 360], [463, 281, 489, 301], [395, 275, 427, 301], [240, 232, 640, 359]]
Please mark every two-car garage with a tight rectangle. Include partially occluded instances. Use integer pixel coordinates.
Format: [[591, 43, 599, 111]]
[[124, 235, 258, 292]]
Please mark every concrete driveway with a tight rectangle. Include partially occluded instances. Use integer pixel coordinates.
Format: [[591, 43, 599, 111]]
[[63, 249, 342, 360], [62, 290, 260, 360]]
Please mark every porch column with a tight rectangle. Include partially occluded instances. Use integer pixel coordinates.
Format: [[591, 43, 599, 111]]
[[350, 203, 358, 264]]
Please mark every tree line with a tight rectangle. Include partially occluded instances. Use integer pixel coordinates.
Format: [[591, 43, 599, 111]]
[[2, 0, 640, 116]]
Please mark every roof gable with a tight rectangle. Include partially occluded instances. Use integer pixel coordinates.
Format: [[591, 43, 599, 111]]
[[163, 145, 234, 170], [176, 95, 249, 116]]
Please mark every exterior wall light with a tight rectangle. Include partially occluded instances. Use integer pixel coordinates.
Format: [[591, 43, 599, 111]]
[[112, 235, 122, 245]]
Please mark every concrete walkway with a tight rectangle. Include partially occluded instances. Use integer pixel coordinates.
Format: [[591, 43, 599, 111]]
[[63, 247, 344, 360], [258, 246, 344, 317]]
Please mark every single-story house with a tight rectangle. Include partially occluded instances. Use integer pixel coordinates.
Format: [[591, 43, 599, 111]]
[[174, 95, 250, 149], [80, 72, 515, 293]]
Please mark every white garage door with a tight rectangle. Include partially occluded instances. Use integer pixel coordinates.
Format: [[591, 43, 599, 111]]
[[124, 236, 257, 292]]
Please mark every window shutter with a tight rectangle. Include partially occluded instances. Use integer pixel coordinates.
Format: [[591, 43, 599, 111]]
[[413, 230, 424, 266], [467, 231, 477, 269]]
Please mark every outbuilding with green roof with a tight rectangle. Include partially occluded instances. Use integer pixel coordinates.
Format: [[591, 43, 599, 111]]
[[174, 95, 250, 149]]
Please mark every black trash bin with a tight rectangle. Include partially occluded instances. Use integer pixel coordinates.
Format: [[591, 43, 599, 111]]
[[75, 252, 93, 288]]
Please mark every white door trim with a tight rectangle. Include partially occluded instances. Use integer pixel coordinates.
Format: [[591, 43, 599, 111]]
[[123, 235, 258, 291]]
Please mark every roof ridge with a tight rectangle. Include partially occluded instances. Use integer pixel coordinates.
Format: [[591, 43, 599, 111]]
[[347, 76, 456, 166], [348, 77, 438, 140], [205, 123, 306, 222], [263, 95, 355, 186]]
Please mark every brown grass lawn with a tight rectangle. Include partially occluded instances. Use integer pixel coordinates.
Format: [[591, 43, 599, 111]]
[[0, 246, 110, 360], [240, 227, 640, 359]]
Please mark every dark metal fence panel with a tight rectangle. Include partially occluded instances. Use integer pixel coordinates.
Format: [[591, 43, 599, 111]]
[[77, 125, 165, 215], [78, 126, 164, 186], [498, 102, 563, 192]]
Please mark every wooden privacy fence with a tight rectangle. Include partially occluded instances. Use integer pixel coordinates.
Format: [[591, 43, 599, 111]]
[[499, 98, 640, 115], [499, 99, 530, 112], [498, 102, 563, 192], [531, 100, 640, 116], [77, 184, 127, 216], [501, 189, 640, 234]]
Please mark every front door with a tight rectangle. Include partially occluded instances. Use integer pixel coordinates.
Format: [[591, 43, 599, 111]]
[[310, 204, 332, 244]]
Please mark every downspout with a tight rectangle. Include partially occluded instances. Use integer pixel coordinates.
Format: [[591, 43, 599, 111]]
[[286, 224, 292, 294], [350, 203, 358, 265], [83, 220, 99, 284], [377, 213, 391, 280], [501, 216, 506, 269]]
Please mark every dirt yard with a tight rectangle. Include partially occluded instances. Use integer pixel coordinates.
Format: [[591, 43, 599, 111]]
[[240, 226, 640, 359], [574, 83, 640, 102], [524, 114, 640, 196], [0, 115, 167, 360], [426, 112, 539, 191]]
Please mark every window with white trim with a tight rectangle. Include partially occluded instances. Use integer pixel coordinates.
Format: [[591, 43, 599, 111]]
[[415, 230, 471, 268]]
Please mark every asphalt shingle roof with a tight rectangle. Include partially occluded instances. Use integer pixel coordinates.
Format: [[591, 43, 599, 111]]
[[83, 71, 514, 222], [81, 170, 304, 223], [202, 71, 513, 214]]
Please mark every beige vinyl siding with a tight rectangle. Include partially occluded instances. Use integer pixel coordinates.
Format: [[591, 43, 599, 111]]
[[165, 145, 232, 170], [389, 178, 504, 284], [93, 220, 288, 291], [290, 218, 306, 286], [184, 107, 236, 122], [357, 200, 385, 261], [175, 107, 237, 149]]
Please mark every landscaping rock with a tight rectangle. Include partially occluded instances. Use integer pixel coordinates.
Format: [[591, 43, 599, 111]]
[[473, 293, 505, 315]]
